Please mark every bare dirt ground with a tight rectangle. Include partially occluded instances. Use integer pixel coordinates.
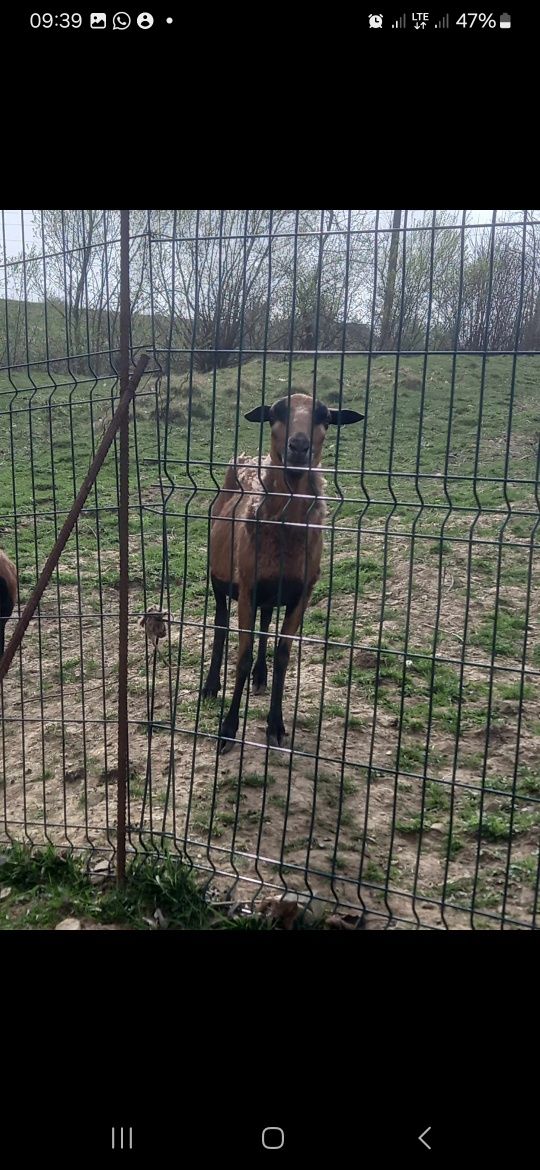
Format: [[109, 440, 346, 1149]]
[[1, 521, 539, 930]]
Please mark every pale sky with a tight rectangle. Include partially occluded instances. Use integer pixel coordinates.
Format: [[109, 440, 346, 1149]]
[[0, 210, 524, 263], [1, 209, 35, 258]]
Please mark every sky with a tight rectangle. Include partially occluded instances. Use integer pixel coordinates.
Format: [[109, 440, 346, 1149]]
[[1, 209, 36, 258], [0, 210, 514, 263]]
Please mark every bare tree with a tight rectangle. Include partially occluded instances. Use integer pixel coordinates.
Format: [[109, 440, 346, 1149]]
[[379, 209, 402, 348], [3, 209, 538, 377], [145, 210, 294, 370]]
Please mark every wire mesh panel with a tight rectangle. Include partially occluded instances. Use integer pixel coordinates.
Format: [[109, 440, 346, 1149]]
[[1, 209, 539, 929]]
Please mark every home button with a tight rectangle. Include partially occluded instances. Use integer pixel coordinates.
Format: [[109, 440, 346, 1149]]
[[262, 1127, 285, 1150]]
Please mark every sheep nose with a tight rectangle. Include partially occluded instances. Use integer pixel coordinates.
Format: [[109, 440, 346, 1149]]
[[288, 434, 310, 456]]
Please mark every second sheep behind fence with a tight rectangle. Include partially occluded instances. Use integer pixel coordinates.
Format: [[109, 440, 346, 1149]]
[[0, 550, 17, 661]]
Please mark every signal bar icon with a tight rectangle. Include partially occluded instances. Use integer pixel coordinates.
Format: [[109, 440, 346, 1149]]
[[392, 12, 407, 26], [435, 13, 449, 27]]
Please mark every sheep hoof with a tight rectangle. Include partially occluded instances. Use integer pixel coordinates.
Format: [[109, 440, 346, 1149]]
[[267, 731, 289, 749], [252, 682, 267, 696], [202, 682, 220, 700], [219, 719, 238, 754]]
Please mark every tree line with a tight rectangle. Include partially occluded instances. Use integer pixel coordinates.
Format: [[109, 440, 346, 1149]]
[[1, 209, 539, 376]]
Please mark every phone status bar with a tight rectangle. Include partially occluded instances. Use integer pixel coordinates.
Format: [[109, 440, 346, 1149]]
[[367, 11, 512, 30]]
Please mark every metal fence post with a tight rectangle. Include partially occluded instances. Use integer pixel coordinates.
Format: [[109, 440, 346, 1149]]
[[116, 209, 130, 886]]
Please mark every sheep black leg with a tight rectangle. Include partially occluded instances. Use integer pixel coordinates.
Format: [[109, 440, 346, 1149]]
[[219, 589, 254, 754], [266, 594, 311, 748], [202, 582, 229, 699], [252, 606, 272, 695]]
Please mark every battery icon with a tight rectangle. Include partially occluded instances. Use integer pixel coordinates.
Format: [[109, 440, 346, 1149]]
[[499, 12, 511, 27]]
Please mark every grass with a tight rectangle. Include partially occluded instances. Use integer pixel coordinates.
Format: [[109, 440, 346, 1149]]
[[363, 861, 385, 884], [470, 610, 528, 657], [446, 834, 465, 860], [517, 767, 540, 795], [0, 843, 318, 930], [425, 781, 451, 813], [460, 806, 540, 841], [498, 682, 534, 702], [508, 857, 539, 888], [241, 771, 277, 789], [2, 353, 538, 615]]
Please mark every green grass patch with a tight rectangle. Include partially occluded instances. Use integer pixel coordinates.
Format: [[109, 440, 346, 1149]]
[[470, 610, 528, 658], [0, 844, 312, 930]]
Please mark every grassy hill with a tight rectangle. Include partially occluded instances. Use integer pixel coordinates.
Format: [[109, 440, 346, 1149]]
[[1, 352, 539, 927], [1, 351, 538, 590]]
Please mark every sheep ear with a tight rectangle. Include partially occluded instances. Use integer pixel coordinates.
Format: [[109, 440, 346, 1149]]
[[328, 409, 364, 426], [245, 405, 272, 423]]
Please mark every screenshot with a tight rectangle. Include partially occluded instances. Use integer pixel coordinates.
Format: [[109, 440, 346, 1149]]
[[1, 206, 537, 1154]]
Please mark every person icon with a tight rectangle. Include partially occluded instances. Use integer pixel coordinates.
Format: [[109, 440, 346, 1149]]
[[137, 11, 154, 27]]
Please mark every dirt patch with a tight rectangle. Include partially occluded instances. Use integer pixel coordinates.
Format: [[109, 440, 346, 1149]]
[[1, 526, 539, 930]]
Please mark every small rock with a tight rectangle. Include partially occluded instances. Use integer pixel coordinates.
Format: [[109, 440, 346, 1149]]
[[429, 822, 445, 833], [303, 901, 327, 924], [327, 911, 365, 931], [55, 917, 82, 930], [0, 886, 12, 900], [153, 908, 168, 930], [65, 768, 84, 783], [90, 862, 112, 887], [92, 859, 112, 874], [83, 923, 125, 931]]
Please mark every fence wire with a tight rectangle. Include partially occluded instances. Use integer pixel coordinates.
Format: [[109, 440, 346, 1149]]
[[0, 209, 539, 929]]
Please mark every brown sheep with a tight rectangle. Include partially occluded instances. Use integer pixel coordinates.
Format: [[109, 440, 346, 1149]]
[[202, 392, 364, 752], [0, 549, 17, 661]]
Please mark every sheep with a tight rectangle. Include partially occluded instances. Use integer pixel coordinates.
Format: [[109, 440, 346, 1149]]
[[202, 392, 364, 753], [0, 550, 17, 661]]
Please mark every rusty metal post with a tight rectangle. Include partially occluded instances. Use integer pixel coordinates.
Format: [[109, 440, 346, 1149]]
[[116, 209, 131, 886], [0, 353, 149, 687]]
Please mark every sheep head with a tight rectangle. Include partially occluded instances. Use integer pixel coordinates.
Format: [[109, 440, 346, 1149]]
[[245, 392, 364, 484]]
